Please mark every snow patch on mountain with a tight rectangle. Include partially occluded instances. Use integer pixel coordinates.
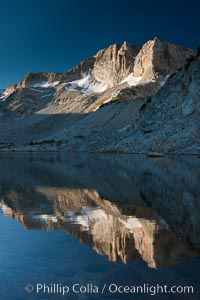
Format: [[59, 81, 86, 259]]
[[65, 74, 108, 95], [121, 73, 142, 86], [160, 74, 171, 86], [0, 88, 14, 100], [32, 81, 59, 88], [40, 93, 54, 98]]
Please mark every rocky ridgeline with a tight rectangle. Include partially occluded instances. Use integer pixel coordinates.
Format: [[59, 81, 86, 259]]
[[134, 37, 195, 81], [17, 71, 70, 88], [0, 84, 17, 97], [0, 37, 198, 154], [92, 41, 140, 86]]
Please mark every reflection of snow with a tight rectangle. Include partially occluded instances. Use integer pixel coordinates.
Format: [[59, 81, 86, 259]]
[[65, 207, 145, 234], [64, 207, 107, 230], [0, 201, 13, 215], [120, 217, 143, 232], [32, 214, 57, 223]]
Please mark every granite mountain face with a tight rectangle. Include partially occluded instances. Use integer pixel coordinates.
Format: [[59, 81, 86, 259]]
[[0, 37, 199, 153]]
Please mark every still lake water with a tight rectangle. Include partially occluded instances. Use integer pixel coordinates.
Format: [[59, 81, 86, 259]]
[[0, 153, 200, 300]]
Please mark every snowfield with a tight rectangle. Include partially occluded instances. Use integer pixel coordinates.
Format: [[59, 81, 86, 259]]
[[121, 73, 142, 86], [32, 81, 60, 88], [65, 74, 109, 95]]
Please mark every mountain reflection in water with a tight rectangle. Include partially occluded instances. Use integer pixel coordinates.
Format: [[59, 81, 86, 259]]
[[0, 153, 199, 271]]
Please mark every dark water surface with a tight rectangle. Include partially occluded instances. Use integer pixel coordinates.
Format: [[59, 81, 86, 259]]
[[0, 153, 200, 300]]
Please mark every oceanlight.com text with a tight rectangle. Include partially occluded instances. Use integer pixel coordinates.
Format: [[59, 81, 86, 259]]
[[25, 282, 195, 296]]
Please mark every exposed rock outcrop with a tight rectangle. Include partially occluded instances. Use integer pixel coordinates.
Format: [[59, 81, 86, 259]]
[[65, 57, 96, 80], [0, 84, 17, 99], [134, 37, 195, 82], [55, 53, 200, 154], [0, 38, 198, 154], [17, 72, 69, 88], [92, 42, 140, 86]]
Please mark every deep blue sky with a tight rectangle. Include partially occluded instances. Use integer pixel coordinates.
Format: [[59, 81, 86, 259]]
[[0, 0, 199, 88]]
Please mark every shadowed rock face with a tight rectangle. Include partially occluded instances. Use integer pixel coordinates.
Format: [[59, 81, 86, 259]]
[[17, 72, 50, 88], [57, 54, 200, 154], [0, 153, 199, 269], [0, 38, 198, 153], [65, 57, 96, 80], [17, 72, 71, 89]]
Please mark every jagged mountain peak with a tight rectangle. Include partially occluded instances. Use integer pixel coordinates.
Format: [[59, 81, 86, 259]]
[[63, 38, 195, 91], [65, 56, 96, 80], [17, 71, 68, 89], [0, 84, 17, 100], [92, 41, 140, 87], [0, 38, 197, 152], [133, 38, 195, 82], [5, 38, 195, 97]]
